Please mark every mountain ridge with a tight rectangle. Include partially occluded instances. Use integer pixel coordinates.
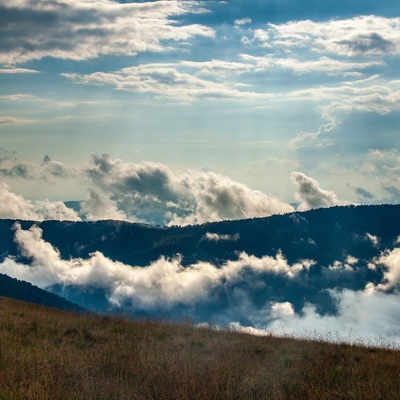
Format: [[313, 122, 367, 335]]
[[0, 204, 399, 328]]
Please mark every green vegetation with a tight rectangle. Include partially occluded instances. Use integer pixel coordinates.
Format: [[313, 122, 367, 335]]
[[0, 296, 399, 400]]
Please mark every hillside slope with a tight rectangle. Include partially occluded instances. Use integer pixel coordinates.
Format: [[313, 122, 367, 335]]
[[1, 296, 399, 400], [0, 273, 87, 314]]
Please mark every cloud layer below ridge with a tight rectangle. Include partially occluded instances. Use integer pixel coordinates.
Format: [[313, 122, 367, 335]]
[[2, 222, 400, 347]]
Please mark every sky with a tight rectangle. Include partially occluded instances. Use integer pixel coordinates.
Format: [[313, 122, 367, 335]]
[[1, 0, 400, 225]]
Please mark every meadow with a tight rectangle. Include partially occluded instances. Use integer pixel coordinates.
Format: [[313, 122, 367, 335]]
[[0, 296, 399, 400]]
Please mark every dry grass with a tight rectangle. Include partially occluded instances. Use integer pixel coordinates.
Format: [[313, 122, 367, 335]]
[[0, 296, 399, 399]]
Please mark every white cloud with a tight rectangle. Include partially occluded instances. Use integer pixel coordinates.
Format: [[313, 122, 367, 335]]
[[1, 223, 313, 308], [291, 171, 343, 211], [85, 154, 294, 225], [0, 183, 80, 221], [270, 302, 295, 319], [259, 16, 400, 57], [375, 247, 400, 292], [202, 232, 240, 242], [64, 56, 385, 102], [234, 18, 252, 27], [231, 288, 400, 348], [0, 117, 36, 125], [0, 0, 214, 65], [366, 233, 380, 248], [63, 62, 269, 101], [0, 152, 293, 224], [241, 54, 382, 76], [0, 68, 39, 74], [80, 188, 130, 222]]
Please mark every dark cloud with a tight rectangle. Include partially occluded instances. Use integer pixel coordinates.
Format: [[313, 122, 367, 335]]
[[0, 163, 32, 179], [348, 184, 375, 201], [338, 33, 395, 56], [382, 185, 400, 203]]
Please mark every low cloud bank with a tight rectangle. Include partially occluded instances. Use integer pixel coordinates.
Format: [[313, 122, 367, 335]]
[[1, 223, 400, 347], [2, 223, 311, 307], [231, 289, 400, 348]]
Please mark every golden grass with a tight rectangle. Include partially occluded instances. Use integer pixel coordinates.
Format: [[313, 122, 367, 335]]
[[0, 296, 399, 399]]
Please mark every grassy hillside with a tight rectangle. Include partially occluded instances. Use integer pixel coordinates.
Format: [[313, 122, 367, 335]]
[[0, 297, 399, 400]]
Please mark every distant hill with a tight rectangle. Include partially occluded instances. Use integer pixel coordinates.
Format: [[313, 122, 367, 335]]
[[0, 204, 399, 325], [1, 204, 399, 267], [0, 273, 87, 314]]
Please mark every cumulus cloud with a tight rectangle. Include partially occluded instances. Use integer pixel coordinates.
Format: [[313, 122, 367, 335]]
[[0, 0, 214, 65], [84, 154, 293, 225], [291, 172, 343, 211], [80, 188, 130, 222], [0, 183, 80, 221], [374, 247, 400, 292], [0, 151, 293, 224]]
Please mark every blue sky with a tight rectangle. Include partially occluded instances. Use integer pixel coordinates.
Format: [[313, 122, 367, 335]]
[[1, 0, 400, 224]]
